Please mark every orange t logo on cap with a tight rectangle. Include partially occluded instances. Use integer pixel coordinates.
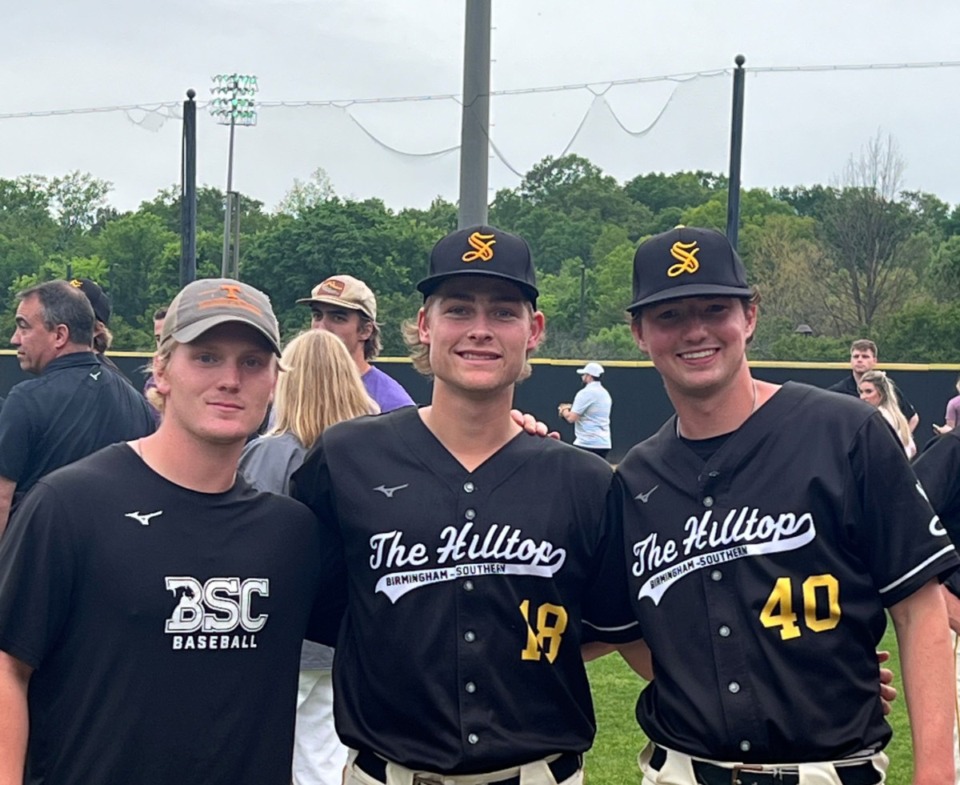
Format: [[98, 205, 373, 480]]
[[667, 240, 700, 278], [461, 232, 496, 263], [319, 278, 346, 296]]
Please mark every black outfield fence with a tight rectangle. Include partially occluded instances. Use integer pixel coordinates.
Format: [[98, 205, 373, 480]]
[[2, 351, 957, 464]]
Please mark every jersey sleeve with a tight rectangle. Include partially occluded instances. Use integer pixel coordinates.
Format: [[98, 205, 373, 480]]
[[0, 389, 34, 483], [0, 481, 79, 667], [581, 475, 642, 644], [850, 413, 958, 607], [913, 434, 960, 545], [290, 439, 349, 646]]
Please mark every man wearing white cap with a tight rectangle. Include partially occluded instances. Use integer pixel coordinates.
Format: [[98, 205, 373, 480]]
[[558, 362, 612, 460], [297, 275, 414, 412]]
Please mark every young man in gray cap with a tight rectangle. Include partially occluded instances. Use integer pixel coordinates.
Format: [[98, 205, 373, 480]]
[[558, 361, 612, 460], [297, 274, 414, 412], [0, 278, 341, 785], [292, 226, 629, 785], [591, 226, 957, 784]]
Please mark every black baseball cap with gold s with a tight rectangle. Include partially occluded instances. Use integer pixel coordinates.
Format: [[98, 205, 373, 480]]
[[417, 225, 539, 307], [627, 226, 752, 312]]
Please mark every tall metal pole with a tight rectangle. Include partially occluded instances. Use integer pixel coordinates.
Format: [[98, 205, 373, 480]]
[[457, 0, 491, 228], [211, 73, 257, 279], [222, 111, 237, 277], [180, 89, 197, 287], [725, 54, 746, 250]]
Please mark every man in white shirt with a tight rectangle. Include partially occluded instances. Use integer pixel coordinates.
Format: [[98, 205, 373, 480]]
[[558, 362, 612, 460]]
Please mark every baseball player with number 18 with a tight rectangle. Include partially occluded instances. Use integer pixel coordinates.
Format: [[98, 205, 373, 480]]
[[291, 225, 633, 785], [590, 226, 958, 785]]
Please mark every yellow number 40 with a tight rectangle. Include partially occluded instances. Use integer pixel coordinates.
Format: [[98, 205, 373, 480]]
[[759, 574, 841, 640]]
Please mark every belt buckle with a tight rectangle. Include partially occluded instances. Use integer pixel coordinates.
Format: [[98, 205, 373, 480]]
[[731, 764, 779, 785], [412, 776, 443, 785]]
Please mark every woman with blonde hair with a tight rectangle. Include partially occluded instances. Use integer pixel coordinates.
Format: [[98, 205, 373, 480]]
[[859, 369, 917, 458], [238, 328, 377, 785], [239, 329, 378, 494]]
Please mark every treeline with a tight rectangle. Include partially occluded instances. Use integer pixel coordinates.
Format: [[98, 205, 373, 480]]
[[2, 139, 959, 361]]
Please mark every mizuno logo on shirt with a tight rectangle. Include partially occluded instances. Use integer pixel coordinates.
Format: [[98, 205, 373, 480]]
[[635, 485, 659, 503], [124, 510, 163, 526], [90, 370, 102, 380], [373, 484, 409, 498]]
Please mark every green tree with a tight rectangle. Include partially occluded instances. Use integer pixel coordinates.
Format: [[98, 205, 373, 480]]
[[275, 168, 336, 217], [46, 171, 115, 254], [241, 198, 438, 347]]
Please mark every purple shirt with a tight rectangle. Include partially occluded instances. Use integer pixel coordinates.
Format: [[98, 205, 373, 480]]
[[946, 394, 960, 428], [362, 366, 415, 412]]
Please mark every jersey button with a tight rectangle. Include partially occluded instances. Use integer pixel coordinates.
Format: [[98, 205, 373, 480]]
[[463, 580, 475, 592], [727, 681, 741, 694], [708, 471, 720, 478], [465, 508, 477, 521], [463, 482, 475, 493], [464, 631, 476, 642], [739, 741, 751, 753], [465, 682, 477, 693], [710, 570, 723, 581], [467, 734, 479, 745], [718, 625, 731, 637], [703, 496, 714, 508]]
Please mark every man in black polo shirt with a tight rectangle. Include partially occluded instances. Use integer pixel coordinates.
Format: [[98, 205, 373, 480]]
[[0, 280, 155, 534]]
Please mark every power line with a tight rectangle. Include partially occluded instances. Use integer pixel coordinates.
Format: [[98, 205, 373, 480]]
[[2, 60, 959, 121]]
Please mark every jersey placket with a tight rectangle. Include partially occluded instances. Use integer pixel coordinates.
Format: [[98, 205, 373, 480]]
[[453, 476, 489, 758], [697, 465, 767, 756]]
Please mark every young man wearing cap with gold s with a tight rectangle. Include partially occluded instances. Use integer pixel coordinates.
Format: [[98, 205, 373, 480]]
[[587, 226, 957, 785], [0, 279, 343, 785], [291, 226, 632, 785]]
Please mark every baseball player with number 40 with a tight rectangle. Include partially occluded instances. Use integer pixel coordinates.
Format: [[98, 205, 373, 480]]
[[589, 226, 958, 785]]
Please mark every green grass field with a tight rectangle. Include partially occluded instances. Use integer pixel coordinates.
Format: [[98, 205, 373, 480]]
[[583, 625, 912, 784]]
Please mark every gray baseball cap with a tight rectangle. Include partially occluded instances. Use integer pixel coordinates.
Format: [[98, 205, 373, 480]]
[[161, 278, 282, 356]]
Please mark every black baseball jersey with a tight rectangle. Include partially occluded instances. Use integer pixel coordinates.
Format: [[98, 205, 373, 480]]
[[290, 406, 625, 774], [611, 382, 957, 763], [913, 430, 960, 598], [0, 444, 338, 785]]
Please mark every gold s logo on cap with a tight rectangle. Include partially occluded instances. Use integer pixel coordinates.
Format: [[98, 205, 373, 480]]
[[69, 279, 83, 288], [318, 278, 346, 297], [198, 283, 264, 316], [461, 232, 496, 263], [667, 240, 700, 278]]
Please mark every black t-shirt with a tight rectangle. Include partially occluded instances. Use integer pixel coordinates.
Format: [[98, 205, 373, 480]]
[[0, 353, 156, 504], [0, 444, 338, 785]]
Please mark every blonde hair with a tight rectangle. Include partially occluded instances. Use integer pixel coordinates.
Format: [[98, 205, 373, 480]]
[[860, 370, 911, 450], [269, 330, 377, 447], [401, 295, 541, 382], [146, 342, 175, 413]]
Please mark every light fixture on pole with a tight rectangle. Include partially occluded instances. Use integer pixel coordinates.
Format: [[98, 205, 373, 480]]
[[210, 73, 258, 279]]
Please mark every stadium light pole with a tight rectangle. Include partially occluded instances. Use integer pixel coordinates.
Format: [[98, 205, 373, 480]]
[[210, 73, 258, 279]]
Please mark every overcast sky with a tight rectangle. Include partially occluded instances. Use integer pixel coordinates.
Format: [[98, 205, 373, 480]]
[[3, 0, 958, 213]]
